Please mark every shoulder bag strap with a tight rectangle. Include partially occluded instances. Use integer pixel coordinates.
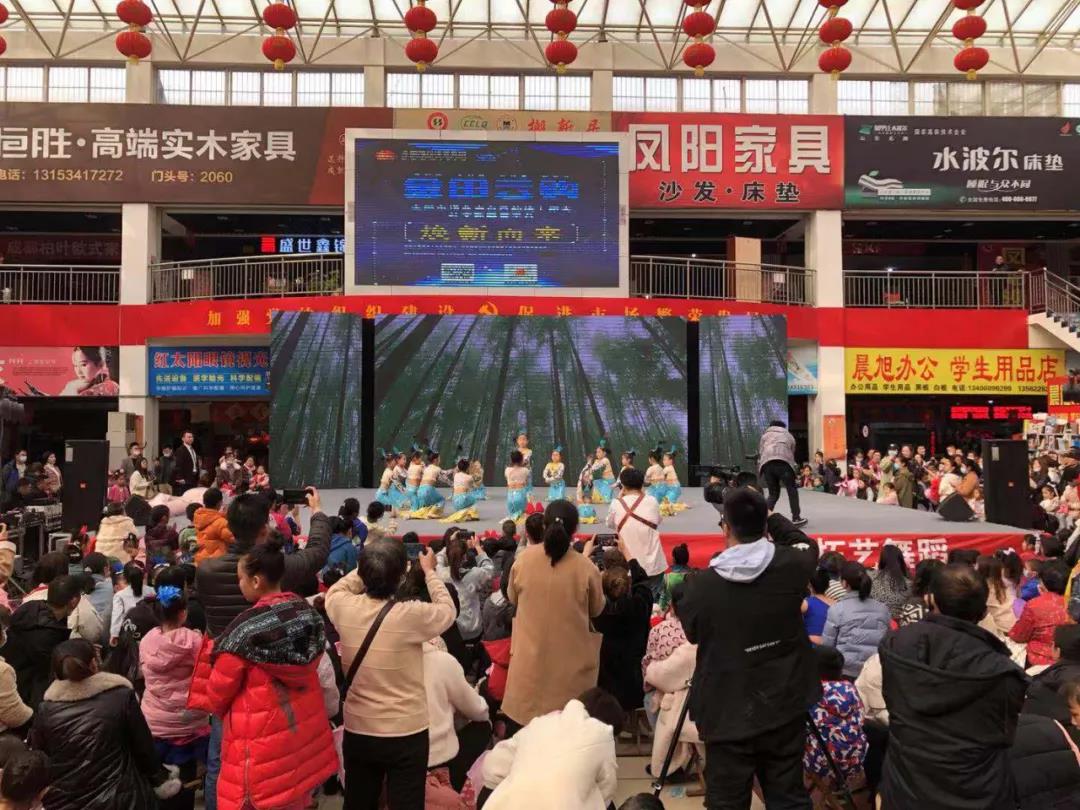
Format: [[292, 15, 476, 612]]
[[617, 493, 657, 534], [343, 598, 396, 694]]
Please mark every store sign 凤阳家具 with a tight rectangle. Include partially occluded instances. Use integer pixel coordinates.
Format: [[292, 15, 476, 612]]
[[612, 112, 844, 210], [845, 348, 1064, 395]]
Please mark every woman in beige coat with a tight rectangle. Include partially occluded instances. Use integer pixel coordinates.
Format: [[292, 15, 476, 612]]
[[502, 501, 605, 729]]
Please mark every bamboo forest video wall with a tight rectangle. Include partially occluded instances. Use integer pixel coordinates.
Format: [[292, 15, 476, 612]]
[[698, 315, 788, 467], [270, 312, 788, 488], [374, 316, 688, 484], [270, 311, 365, 488]]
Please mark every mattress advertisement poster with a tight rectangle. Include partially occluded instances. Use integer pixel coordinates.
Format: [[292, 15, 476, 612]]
[[844, 117, 1080, 210]]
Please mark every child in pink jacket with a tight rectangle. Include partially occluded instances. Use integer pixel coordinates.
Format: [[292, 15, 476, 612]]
[[139, 584, 209, 810]]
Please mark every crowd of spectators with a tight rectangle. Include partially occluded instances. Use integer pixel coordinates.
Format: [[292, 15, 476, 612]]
[[0, 441, 1074, 809]]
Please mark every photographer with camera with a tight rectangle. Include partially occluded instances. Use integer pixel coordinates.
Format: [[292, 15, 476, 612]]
[[436, 529, 494, 671], [680, 486, 820, 809], [758, 420, 807, 528], [605, 467, 666, 599]]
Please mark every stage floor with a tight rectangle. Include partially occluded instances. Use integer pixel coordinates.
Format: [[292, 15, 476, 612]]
[[315, 487, 1027, 540]]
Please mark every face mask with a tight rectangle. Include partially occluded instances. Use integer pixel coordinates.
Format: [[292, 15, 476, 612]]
[[16, 455, 26, 464]]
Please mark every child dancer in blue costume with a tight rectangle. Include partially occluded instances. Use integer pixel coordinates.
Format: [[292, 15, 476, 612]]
[[590, 440, 617, 504], [469, 459, 487, 501], [375, 448, 408, 513], [505, 450, 530, 522], [515, 431, 533, 498], [442, 451, 480, 523], [660, 446, 688, 516], [405, 447, 424, 507], [614, 449, 636, 498], [543, 446, 566, 502], [645, 445, 666, 504], [410, 449, 446, 518]]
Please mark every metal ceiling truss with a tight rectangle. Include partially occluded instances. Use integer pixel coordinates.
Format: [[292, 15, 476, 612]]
[[2, 0, 1077, 73]]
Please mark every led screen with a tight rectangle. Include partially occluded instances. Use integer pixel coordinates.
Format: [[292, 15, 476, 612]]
[[699, 315, 788, 468], [374, 316, 687, 484], [353, 139, 620, 288], [270, 311, 364, 488]]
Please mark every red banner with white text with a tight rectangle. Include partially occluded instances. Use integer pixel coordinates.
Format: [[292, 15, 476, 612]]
[[613, 112, 844, 210], [662, 532, 1026, 569]]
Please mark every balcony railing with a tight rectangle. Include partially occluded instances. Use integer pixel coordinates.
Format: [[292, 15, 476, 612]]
[[843, 271, 1028, 309], [0, 264, 120, 304], [629, 256, 815, 305], [150, 254, 344, 303]]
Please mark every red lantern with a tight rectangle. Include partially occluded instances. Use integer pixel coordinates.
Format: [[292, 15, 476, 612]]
[[683, 41, 715, 76], [116, 0, 152, 27], [262, 1, 296, 31], [406, 36, 438, 71], [115, 29, 151, 62], [545, 7, 577, 35], [405, 0, 438, 72], [0, 35, 6, 57], [817, 0, 848, 9], [0, 5, 7, 24], [261, 33, 295, 69], [404, 4, 436, 33], [953, 0, 985, 9], [951, 14, 985, 43], [818, 44, 851, 76], [818, 16, 852, 44], [954, 45, 988, 79], [545, 38, 577, 73], [681, 10, 715, 38], [683, 0, 709, 7]]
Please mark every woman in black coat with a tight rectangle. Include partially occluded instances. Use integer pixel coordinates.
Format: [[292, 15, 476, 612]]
[[30, 639, 180, 810], [593, 551, 654, 712]]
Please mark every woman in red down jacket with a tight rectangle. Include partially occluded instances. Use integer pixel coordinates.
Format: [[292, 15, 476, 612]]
[[188, 538, 337, 810]]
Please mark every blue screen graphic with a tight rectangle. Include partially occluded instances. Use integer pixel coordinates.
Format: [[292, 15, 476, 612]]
[[353, 140, 620, 288]]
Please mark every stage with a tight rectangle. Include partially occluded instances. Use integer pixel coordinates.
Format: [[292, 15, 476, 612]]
[[313, 488, 1029, 567]]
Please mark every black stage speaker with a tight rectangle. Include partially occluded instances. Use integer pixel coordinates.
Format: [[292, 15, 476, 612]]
[[981, 438, 1031, 529], [62, 440, 109, 533], [938, 492, 975, 522]]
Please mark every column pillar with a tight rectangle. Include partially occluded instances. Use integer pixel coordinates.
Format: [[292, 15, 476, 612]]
[[591, 69, 613, 111], [808, 347, 846, 463], [125, 59, 154, 104], [364, 64, 386, 107], [116, 205, 160, 465], [120, 204, 160, 305], [805, 209, 845, 463], [114, 346, 159, 465], [809, 73, 838, 115]]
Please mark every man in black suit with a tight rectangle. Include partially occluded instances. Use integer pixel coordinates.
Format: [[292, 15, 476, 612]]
[[172, 430, 200, 493]]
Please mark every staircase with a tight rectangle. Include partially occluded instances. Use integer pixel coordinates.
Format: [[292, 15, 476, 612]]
[[1028, 270, 1080, 353]]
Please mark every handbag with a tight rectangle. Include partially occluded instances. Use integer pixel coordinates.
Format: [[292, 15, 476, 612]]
[[335, 598, 396, 790]]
